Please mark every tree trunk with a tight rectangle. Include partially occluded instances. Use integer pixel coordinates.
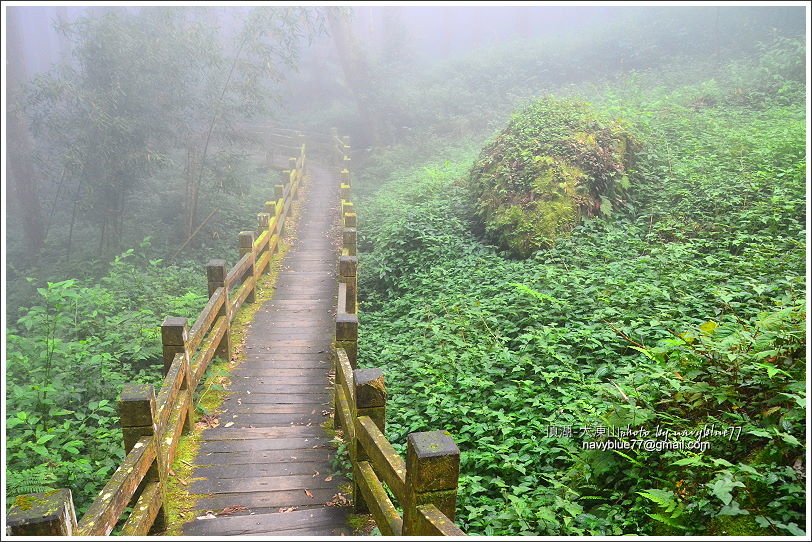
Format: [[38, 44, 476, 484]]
[[6, 8, 46, 259]]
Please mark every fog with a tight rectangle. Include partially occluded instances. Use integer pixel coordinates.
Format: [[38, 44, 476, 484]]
[[3, 3, 808, 537], [3, 0, 805, 306]]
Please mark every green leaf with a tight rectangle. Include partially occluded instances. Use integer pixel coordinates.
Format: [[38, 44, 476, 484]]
[[671, 455, 705, 467], [707, 476, 744, 506], [647, 513, 688, 529], [718, 500, 748, 516], [599, 196, 613, 216], [698, 320, 718, 334]]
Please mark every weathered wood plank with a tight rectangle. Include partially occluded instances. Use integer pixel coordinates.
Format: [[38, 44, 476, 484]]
[[191, 316, 228, 387], [335, 385, 355, 443], [77, 436, 156, 536], [214, 412, 326, 426], [200, 426, 325, 440], [225, 252, 252, 290], [119, 481, 162, 536], [191, 473, 341, 494], [155, 352, 186, 431], [194, 461, 341, 479], [194, 448, 332, 466], [183, 507, 349, 536], [416, 504, 467, 536], [230, 275, 256, 316], [356, 461, 403, 536], [160, 386, 191, 474], [335, 348, 354, 406], [198, 437, 329, 453], [356, 416, 406, 502], [186, 288, 224, 356], [231, 367, 330, 377], [255, 250, 271, 278], [219, 392, 331, 404]]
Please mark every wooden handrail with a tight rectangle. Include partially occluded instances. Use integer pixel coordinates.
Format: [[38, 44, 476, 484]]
[[329, 130, 466, 536], [7, 137, 307, 537]]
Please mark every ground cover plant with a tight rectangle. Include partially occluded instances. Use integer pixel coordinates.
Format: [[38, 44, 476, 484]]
[[355, 38, 805, 535]]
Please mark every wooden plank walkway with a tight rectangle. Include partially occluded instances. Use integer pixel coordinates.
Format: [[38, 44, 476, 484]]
[[182, 163, 351, 536]]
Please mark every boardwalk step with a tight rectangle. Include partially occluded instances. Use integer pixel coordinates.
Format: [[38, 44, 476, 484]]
[[183, 506, 351, 536]]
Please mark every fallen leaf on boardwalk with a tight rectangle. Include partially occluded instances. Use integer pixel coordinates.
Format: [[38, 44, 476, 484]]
[[224, 422, 234, 428], [168, 469, 176, 477], [246, 391, 251, 394], [196, 422, 209, 429], [178, 478, 188, 486], [311, 410, 316, 415], [201, 415, 219, 428], [218, 505, 248, 516], [324, 476, 333, 482], [196, 512, 217, 520], [326, 492, 349, 507], [304, 489, 314, 499], [313, 471, 320, 477], [237, 398, 242, 405], [279, 507, 297, 513]]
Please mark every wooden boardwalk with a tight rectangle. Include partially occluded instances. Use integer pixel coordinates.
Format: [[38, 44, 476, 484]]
[[182, 163, 351, 536]]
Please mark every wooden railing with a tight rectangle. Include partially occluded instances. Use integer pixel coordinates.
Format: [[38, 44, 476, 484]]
[[330, 131, 467, 536], [6, 143, 307, 536]]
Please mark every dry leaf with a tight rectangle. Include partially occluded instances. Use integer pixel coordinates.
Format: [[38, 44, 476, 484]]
[[304, 489, 314, 499], [324, 476, 333, 482], [168, 469, 176, 477], [313, 471, 320, 477], [218, 505, 248, 516], [224, 422, 234, 428], [178, 479, 188, 486]]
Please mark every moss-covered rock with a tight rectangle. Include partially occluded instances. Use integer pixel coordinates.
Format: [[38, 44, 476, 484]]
[[469, 97, 635, 257]]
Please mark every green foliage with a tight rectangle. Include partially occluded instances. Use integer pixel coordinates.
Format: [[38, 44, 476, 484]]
[[356, 39, 805, 536], [468, 97, 635, 257], [5, 246, 207, 516]]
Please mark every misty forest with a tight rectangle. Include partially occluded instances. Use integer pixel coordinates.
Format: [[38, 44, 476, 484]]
[[4, 4, 807, 537]]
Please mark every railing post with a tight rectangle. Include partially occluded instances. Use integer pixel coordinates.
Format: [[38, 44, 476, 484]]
[[119, 384, 168, 533], [288, 156, 297, 174], [206, 259, 231, 359], [257, 212, 270, 239], [161, 317, 188, 377], [402, 431, 461, 536], [340, 169, 350, 187], [352, 368, 386, 513], [335, 313, 358, 368], [274, 184, 285, 201], [239, 231, 256, 303], [339, 255, 358, 314], [6, 489, 78, 535], [342, 201, 354, 222], [340, 179, 352, 203], [265, 200, 281, 244], [343, 226, 357, 257]]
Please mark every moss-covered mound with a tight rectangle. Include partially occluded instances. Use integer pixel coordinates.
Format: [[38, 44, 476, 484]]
[[469, 97, 635, 257]]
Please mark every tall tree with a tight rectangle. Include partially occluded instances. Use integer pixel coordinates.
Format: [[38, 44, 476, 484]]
[[6, 8, 46, 258], [26, 7, 325, 258]]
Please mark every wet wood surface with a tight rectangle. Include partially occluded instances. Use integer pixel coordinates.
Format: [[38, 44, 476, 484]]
[[182, 163, 350, 536]]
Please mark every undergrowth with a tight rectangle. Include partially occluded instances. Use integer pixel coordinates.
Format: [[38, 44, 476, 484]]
[[355, 41, 806, 536]]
